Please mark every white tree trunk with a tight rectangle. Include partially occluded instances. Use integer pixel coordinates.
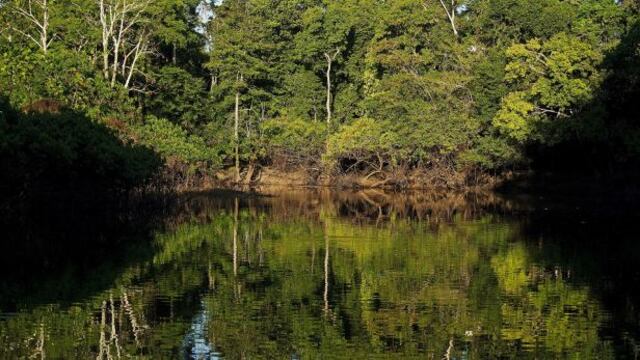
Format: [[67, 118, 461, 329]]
[[438, 0, 458, 37], [10, 0, 53, 54], [124, 34, 145, 89], [111, 7, 126, 87], [96, 0, 149, 86], [99, 0, 112, 78], [234, 74, 243, 183], [324, 49, 340, 125], [40, 0, 49, 53]]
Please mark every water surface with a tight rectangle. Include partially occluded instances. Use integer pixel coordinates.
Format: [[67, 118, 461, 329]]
[[1, 190, 639, 359]]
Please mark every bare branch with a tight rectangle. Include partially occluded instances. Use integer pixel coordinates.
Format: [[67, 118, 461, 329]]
[[8, 0, 53, 53], [427, 0, 459, 38]]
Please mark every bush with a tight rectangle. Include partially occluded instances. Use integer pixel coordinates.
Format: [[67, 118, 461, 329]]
[[458, 135, 523, 170], [325, 117, 402, 174], [0, 101, 161, 201], [261, 118, 326, 168], [0, 48, 133, 120], [131, 116, 222, 173]]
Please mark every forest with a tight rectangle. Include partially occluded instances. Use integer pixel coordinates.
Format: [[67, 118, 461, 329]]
[[1, 0, 640, 196], [4, 2, 640, 358]]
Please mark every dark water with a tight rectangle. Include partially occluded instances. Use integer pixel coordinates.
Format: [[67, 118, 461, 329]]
[[1, 190, 639, 359]]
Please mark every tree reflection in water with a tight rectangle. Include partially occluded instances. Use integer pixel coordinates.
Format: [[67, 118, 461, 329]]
[[0, 190, 638, 359]]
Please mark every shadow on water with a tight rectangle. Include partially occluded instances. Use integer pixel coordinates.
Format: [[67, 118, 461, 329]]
[[0, 95, 167, 312], [518, 210, 640, 358]]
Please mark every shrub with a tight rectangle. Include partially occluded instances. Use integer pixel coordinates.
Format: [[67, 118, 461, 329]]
[[0, 102, 161, 200], [131, 116, 222, 173], [261, 118, 326, 168], [325, 117, 402, 174]]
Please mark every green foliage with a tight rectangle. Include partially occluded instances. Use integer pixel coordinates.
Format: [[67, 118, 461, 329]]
[[459, 135, 522, 169], [0, 48, 131, 118], [261, 117, 326, 166], [280, 70, 325, 121], [471, 49, 508, 125], [364, 71, 478, 160], [493, 92, 537, 142], [494, 33, 603, 143], [131, 116, 221, 170], [147, 66, 211, 130], [1, 0, 639, 183], [326, 117, 400, 168], [471, 0, 575, 44], [149, 0, 202, 50]]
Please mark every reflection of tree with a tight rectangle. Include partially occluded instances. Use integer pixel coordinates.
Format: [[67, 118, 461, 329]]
[[323, 223, 330, 318], [195, 207, 616, 358], [233, 197, 239, 278], [0, 195, 622, 359], [492, 245, 606, 358]]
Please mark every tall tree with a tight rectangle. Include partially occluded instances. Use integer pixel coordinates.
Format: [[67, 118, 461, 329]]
[[96, 0, 153, 89], [207, 0, 271, 181], [5, 0, 54, 54]]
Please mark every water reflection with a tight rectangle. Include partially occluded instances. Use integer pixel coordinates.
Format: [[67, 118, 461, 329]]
[[0, 190, 638, 359]]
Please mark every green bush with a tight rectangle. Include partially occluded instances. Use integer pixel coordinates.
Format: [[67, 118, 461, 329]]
[[131, 116, 222, 171], [261, 117, 326, 166], [325, 117, 402, 171], [458, 135, 523, 170], [0, 48, 133, 120]]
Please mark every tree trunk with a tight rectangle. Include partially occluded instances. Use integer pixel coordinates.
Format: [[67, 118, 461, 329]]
[[210, 75, 217, 93], [172, 43, 177, 64], [234, 89, 241, 183], [124, 35, 144, 89], [233, 197, 239, 276], [324, 49, 340, 125], [111, 14, 126, 87], [438, 0, 459, 38], [99, 0, 110, 79], [41, 0, 49, 54], [325, 58, 332, 125], [243, 163, 255, 185]]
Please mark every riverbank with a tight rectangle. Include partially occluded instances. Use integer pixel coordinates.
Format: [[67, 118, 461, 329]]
[[157, 163, 640, 204], [162, 165, 511, 193]]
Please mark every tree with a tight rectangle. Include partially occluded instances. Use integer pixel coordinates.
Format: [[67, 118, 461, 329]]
[[4, 0, 54, 54], [146, 66, 209, 130], [280, 70, 325, 121], [96, 0, 152, 89], [293, 2, 351, 126], [149, 0, 202, 65], [207, 0, 279, 181], [431, 0, 460, 38], [323, 48, 340, 124], [493, 33, 603, 143]]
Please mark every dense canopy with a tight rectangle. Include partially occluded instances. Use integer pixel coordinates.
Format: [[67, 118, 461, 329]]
[[1, 0, 639, 189]]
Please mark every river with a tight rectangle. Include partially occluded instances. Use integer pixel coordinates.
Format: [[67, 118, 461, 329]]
[[0, 189, 638, 359]]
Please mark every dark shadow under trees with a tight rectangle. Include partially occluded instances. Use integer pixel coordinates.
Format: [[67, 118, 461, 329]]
[[522, 19, 640, 188], [0, 97, 163, 216]]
